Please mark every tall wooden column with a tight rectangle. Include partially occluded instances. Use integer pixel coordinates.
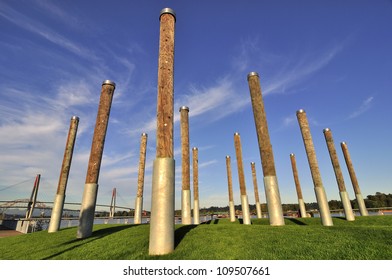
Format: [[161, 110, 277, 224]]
[[323, 128, 355, 221], [250, 162, 262, 219], [149, 8, 176, 255], [180, 106, 191, 224], [134, 133, 148, 224], [192, 147, 200, 224], [225, 155, 236, 222], [289, 153, 307, 218], [247, 72, 284, 226], [341, 142, 369, 216], [234, 132, 251, 225], [77, 80, 116, 238], [296, 109, 333, 226], [49, 116, 79, 232]]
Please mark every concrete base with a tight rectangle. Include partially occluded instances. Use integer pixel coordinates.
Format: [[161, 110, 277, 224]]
[[149, 158, 175, 255], [356, 193, 369, 216], [298, 198, 307, 218], [48, 194, 65, 233], [193, 199, 200, 224], [263, 176, 285, 226], [181, 189, 192, 225], [241, 195, 251, 225], [314, 186, 333, 226], [77, 183, 99, 238], [229, 200, 236, 222], [256, 201, 262, 218], [340, 191, 355, 221], [134, 196, 143, 224]]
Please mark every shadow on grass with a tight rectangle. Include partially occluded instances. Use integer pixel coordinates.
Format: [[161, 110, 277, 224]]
[[174, 225, 198, 249], [42, 224, 139, 260], [285, 218, 307, 226]]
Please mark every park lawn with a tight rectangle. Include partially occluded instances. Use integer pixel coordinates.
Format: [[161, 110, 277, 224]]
[[0, 216, 391, 260]]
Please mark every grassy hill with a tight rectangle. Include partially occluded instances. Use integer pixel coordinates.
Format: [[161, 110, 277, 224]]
[[1, 216, 391, 260]]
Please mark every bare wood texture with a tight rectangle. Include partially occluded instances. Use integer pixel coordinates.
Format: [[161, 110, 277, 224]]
[[323, 129, 347, 192], [180, 107, 190, 190], [85, 83, 115, 184], [234, 133, 247, 196], [225, 156, 234, 202], [290, 154, 304, 200], [156, 13, 175, 158], [341, 142, 361, 194], [247, 74, 276, 176], [250, 162, 261, 203], [192, 147, 199, 201], [296, 110, 323, 189], [136, 133, 148, 197], [57, 116, 79, 194]]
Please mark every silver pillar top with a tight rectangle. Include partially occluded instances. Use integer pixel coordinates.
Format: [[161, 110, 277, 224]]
[[234, 132, 240, 136], [179, 106, 189, 112], [290, 153, 295, 157], [247, 72, 259, 80], [250, 162, 255, 165], [226, 155, 230, 159], [71, 116, 79, 121], [341, 141, 347, 145], [296, 109, 306, 114], [160, 8, 176, 21], [192, 147, 198, 151], [102, 80, 116, 88], [141, 132, 148, 137], [323, 128, 331, 133]]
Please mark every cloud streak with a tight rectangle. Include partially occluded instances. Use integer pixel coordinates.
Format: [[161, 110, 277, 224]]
[[348, 96, 374, 119]]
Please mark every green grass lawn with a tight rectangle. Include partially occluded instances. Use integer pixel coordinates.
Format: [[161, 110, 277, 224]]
[[1, 216, 391, 260]]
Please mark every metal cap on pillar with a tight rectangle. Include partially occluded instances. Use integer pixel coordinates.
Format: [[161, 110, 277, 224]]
[[247, 71, 260, 80], [102, 80, 116, 88], [160, 8, 176, 21]]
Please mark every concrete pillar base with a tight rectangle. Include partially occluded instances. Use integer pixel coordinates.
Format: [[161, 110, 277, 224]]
[[229, 200, 236, 222], [77, 183, 98, 238], [256, 201, 262, 218], [356, 193, 369, 216], [149, 158, 175, 255], [314, 186, 333, 226], [134, 196, 143, 224], [181, 189, 192, 225], [193, 199, 200, 224], [48, 194, 65, 233], [298, 198, 307, 218], [340, 191, 355, 221], [264, 176, 285, 226], [241, 195, 251, 225]]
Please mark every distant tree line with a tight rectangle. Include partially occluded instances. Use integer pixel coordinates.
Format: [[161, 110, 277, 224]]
[[199, 192, 392, 214]]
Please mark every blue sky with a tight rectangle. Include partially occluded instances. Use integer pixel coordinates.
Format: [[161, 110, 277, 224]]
[[1, 0, 391, 212]]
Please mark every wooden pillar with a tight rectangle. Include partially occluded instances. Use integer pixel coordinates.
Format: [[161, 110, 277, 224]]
[[225, 156, 236, 222], [234, 132, 251, 225], [340, 141, 369, 216], [134, 133, 148, 224], [192, 147, 200, 224], [49, 116, 79, 232], [149, 8, 176, 255], [250, 162, 262, 219], [296, 109, 333, 226], [323, 128, 355, 221], [77, 80, 116, 238], [247, 72, 284, 226], [289, 154, 307, 218], [180, 106, 191, 224]]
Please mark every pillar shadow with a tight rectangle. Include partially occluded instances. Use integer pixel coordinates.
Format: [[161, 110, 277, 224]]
[[174, 225, 198, 249], [285, 218, 307, 226]]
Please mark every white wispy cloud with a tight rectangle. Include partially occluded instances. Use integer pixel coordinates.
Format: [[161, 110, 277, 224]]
[[348, 96, 374, 119], [0, 3, 98, 61]]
